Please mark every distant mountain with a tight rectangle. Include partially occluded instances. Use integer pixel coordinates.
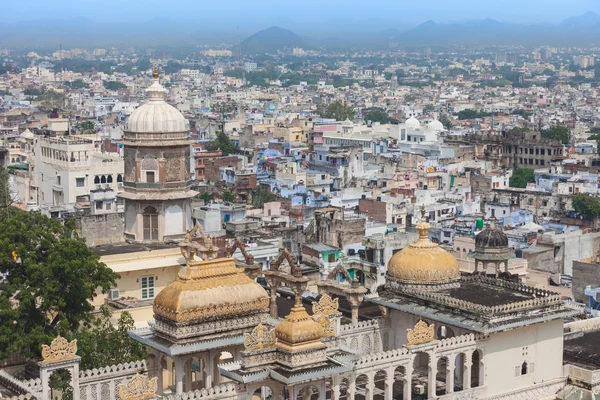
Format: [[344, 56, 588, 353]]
[[240, 26, 307, 54], [560, 11, 600, 28], [389, 12, 600, 46]]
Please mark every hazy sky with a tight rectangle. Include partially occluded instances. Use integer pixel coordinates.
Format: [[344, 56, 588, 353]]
[[2, 0, 600, 25]]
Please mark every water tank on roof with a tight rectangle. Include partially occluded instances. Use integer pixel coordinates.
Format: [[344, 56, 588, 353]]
[[476, 219, 484, 229], [515, 248, 523, 258]]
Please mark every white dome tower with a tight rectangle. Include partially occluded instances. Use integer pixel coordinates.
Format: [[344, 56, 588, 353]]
[[119, 66, 197, 243], [405, 116, 421, 130]]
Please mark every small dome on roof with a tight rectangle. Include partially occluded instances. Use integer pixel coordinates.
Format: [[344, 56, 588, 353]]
[[476, 223, 509, 248], [428, 119, 444, 132], [20, 129, 34, 140], [405, 116, 421, 129]]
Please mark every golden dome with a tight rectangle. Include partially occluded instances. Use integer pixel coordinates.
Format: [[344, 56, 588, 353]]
[[275, 306, 325, 352], [387, 210, 460, 283], [153, 257, 269, 324]]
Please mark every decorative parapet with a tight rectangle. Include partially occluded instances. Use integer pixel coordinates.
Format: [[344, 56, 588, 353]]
[[79, 360, 147, 382], [117, 374, 157, 400], [565, 317, 600, 333], [339, 319, 379, 333], [395, 275, 562, 317], [161, 382, 238, 400], [312, 294, 339, 316], [0, 370, 39, 399]]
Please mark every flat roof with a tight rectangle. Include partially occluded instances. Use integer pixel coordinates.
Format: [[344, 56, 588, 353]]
[[91, 242, 177, 256], [563, 330, 600, 370]]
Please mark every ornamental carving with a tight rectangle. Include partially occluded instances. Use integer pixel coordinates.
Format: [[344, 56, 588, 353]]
[[312, 294, 339, 316], [244, 324, 276, 351], [317, 315, 335, 336], [117, 374, 158, 400], [406, 320, 435, 346], [41, 336, 78, 362]]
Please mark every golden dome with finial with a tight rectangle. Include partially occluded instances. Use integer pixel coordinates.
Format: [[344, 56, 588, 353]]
[[153, 257, 269, 325], [275, 305, 325, 352], [387, 204, 460, 283]]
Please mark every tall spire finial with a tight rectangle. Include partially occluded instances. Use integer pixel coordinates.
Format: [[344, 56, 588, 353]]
[[420, 204, 426, 220], [152, 65, 159, 79]]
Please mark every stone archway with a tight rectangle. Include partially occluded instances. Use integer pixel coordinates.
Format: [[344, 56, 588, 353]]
[[355, 374, 369, 400], [392, 365, 406, 400], [373, 370, 387, 400]]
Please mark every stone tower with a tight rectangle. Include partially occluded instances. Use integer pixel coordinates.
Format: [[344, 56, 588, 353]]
[[119, 67, 197, 243]]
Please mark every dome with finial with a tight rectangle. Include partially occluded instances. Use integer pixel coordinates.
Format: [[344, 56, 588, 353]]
[[427, 119, 444, 132], [387, 205, 460, 283], [126, 66, 188, 134], [475, 222, 509, 248], [275, 305, 325, 352], [405, 116, 421, 129]]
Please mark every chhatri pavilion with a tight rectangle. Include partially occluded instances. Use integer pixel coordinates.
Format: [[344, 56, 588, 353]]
[[128, 205, 576, 400]]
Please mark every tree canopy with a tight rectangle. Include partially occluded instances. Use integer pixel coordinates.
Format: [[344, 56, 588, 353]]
[[0, 210, 119, 359], [205, 131, 239, 156], [73, 307, 146, 370], [102, 80, 127, 91], [317, 101, 355, 121], [456, 109, 490, 120], [364, 108, 390, 124], [222, 190, 234, 203], [252, 186, 278, 209], [78, 121, 96, 134], [572, 193, 600, 220], [541, 125, 570, 145], [509, 168, 535, 188]]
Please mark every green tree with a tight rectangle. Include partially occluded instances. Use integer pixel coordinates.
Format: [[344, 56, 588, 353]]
[[364, 108, 390, 124], [205, 132, 239, 156], [456, 109, 490, 120], [251, 186, 278, 209], [65, 79, 89, 89], [73, 307, 147, 370], [572, 193, 600, 219], [200, 192, 211, 204], [541, 125, 570, 145], [509, 168, 535, 188], [0, 210, 119, 359], [102, 81, 127, 91], [0, 167, 13, 211], [78, 121, 96, 134], [317, 101, 355, 121], [40, 90, 66, 110], [222, 190, 234, 202]]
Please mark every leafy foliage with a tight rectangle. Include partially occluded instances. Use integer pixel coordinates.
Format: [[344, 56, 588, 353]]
[[456, 109, 490, 120], [78, 121, 96, 134], [364, 108, 390, 124], [439, 114, 453, 130], [0, 167, 13, 211], [509, 168, 535, 188], [48, 369, 73, 400], [317, 101, 355, 121], [541, 125, 570, 144], [102, 80, 127, 91], [205, 132, 239, 156], [572, 193, 600, 219], [222, 190, 234, 203], [72, 307, 146, 370], [0, 210, 119, 359], [64, 79, 89, 89], [252, 187, 278, 209]]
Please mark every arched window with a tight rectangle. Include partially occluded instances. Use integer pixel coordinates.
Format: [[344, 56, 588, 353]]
[[143, 206, 159, 241], [100, 175, 107, 184], [94, 176, 100, 184], [117, 174, 123, 183], [107, 175, 113, 183], [521, 361, 528, 375]]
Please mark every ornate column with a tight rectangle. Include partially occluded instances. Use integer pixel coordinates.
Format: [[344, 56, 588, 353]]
[[404, 363, 413, 400], [347, 376, 356, 400], [427, 354, 437, 399], [174, 357, 185, 395], [463, 351, 473, 390], [204, 353, 213, 388], [385, 367, 394, 400], [185, 357, 193, 392], [366, 371, 374, 400], [332, 375, 341, 400], [446, 354, 456, 394]]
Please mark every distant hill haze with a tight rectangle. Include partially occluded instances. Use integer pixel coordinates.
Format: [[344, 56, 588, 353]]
[[388, 12, 600, 46], [240, 26, 308, 54]]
